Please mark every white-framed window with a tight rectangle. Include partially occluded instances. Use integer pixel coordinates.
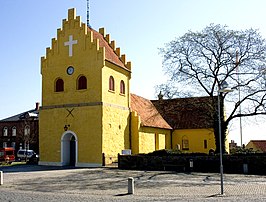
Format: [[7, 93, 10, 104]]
[[11, 142, 16, 149], [3, 142, 7, 148], [24, 125, 30, 136], [12, 126, 16, 136], [3, 127, 8, 136]]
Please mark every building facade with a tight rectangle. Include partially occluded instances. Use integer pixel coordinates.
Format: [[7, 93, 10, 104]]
[[39, 8, 133, 167], [39, 8, 218, 167], [0, 103, 39, 154]]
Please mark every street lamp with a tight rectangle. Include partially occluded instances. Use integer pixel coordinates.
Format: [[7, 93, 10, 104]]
[[217, 81, 233, 195]]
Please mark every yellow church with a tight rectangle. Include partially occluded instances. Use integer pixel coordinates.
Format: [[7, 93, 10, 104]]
[[39, 8, 219, 167]]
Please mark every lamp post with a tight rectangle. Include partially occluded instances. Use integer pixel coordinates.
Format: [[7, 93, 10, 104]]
[[217, 81, 233, 195]]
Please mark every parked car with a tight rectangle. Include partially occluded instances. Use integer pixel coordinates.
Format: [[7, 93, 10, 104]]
[[27, 153, 39, 164], [17, 149, 36, 161]]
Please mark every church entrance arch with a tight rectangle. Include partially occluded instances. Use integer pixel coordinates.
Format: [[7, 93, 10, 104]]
[[61, 131, 78, 166]]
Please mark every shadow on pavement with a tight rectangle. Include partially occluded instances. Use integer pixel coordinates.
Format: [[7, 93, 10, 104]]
[[0, 164, 80, 173]]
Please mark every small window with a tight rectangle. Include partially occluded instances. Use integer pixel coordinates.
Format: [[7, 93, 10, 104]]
[[55, 78, 64, 92], [77, 75, 87, 90], [3, 142, 7, 148], [109, 76, 115, 91], [120, 80, 125, 95], [204, 140, 208, 149], [24, 125, 30, 136], [182, 136, 189, 150], [12, 126, 16, 136], [3, 127, 8, 136]]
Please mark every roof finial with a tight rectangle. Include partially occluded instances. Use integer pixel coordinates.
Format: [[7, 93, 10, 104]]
[[87, 0, 92, 28]]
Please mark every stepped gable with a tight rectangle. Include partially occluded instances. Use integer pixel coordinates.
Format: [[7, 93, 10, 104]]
[[41, 8, 131, 72], [130, 94, 172, 130], [92, 28, 131, 71], [152, 96, 216, 129]]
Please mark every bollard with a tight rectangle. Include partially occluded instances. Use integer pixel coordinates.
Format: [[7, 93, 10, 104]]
[[243, 164, 248, 174], [128, 177, 134, 194], [0, 171, 3, 185], [189, 159, 193, 172]]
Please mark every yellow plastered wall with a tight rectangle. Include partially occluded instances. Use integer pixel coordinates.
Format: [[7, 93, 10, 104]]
[[139, 131, 155, 153], [102, 62, 131, 107], [130, 110, 171, 154], [131, 111, 140, 154], [172, 129, 216, 153], [102, 105, 130, 159], [101, 42, 131, 161], [156, 134, 166, 150], [39, 106, 103, 164], [138, 127, 170, 153]]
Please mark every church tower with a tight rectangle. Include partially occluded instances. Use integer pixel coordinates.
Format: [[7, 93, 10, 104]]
[[39, 8, 132, 167]]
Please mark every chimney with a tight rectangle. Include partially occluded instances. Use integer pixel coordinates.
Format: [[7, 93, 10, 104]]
[[35, 102, 40, 111]]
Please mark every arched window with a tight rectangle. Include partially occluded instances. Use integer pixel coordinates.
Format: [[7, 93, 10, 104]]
[[55, 78, 64, 92], [3, 127, 8, 136], [120, 80, 125, 95], [12, 126, 16, 136], [24, 125, 30, 136], [77, 75, 87, 90], [182, 136, 189, 150], [109, 76, 115, 91]]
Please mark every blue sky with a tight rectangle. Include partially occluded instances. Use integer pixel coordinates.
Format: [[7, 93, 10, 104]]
[[1, 0, 266, 144]]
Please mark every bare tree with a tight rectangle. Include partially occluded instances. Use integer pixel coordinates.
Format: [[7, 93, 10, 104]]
[[158, 24, 266, 152]]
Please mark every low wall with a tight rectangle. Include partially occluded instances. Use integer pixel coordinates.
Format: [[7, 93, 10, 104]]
[[118, 153, 266, 175]]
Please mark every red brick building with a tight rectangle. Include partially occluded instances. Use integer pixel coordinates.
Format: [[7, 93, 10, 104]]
[[0, 103, 39, 154]]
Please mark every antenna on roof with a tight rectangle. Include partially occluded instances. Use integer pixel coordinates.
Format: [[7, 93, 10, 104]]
[[87, 0, 92, 28]]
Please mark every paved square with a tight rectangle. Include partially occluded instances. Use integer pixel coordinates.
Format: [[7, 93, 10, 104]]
[[0, 165, 266, 201]]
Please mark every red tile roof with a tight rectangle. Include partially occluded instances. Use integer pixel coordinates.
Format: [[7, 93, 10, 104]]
[[152, 96, 216, 129], [130, 94, 172, 130], [249, 140, 266, 152], [90, 28, 128, 70]]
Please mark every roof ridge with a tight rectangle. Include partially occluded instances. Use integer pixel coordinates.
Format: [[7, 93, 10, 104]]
[[151, 95, 216, 102]]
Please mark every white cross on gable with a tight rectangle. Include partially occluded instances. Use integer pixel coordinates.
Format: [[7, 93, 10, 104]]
[[64, 35, 78, 57]]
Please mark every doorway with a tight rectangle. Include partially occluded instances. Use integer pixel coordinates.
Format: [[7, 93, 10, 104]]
[[61, 132, 78, 166]]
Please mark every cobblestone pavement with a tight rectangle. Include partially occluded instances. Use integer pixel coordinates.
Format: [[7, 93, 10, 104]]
[[0, 165, 266, 201]]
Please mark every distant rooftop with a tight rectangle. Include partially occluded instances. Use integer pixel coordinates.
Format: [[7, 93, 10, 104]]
[[0, 103, 40, 122], [247, 140, 266, 152]]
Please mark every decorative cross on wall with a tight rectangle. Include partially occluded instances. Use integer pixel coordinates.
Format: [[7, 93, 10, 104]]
[[66, 108, 75, 118], [64, 35, 78, 57]]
